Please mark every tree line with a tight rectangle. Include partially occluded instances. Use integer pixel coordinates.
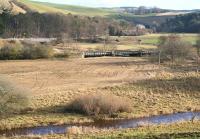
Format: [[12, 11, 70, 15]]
[[0, 11, 142, 41], [159, 13, 200, 33], [122, 6, 169, 15]]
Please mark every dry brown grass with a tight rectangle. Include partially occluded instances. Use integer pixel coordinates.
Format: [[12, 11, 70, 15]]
[[0, 57, 157, 111], [67, 93, 132, 116], [0, 57, 199, 131], [10, 2, 26, 14], [0, 75, 29, 115], [0, 57, 198, 115]]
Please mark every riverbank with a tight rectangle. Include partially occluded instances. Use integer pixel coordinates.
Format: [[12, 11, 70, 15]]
[[0, 111, 199, 136], [74, 121, 200, 139], [2, 121, 200, 139]]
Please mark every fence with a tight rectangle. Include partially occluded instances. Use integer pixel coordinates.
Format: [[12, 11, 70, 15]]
[[82, 50, 157, 58]]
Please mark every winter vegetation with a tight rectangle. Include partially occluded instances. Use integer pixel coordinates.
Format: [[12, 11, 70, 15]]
[[67, 94, 132, 116], [0, 76, 29, 115], [0, 0, 200, 139]]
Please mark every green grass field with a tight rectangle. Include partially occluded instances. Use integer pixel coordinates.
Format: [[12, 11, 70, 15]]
[[17, 0, 179, 17], [18, 0, 115, 16], [135, 33, 199, 45], [70, 33, 199, 52], [18, 0, 69, 14]]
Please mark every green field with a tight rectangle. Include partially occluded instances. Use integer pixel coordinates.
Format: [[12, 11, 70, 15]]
[[65, 33, 199, 52], [18, 0, 115, 16], [16, 0, 182, 18], [134, 33, 199, 45]]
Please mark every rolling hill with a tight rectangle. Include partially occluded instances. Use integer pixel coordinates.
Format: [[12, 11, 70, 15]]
[[14, 0, 195, 17], [10, 2, 26, 14], [9, 0, 200, 32], [15, 0, 115, 16]]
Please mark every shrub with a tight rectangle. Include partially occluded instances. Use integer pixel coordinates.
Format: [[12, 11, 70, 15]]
[[0, 42, 23, 60], [195, 35, 200, 57], [21, 45, 53, 59], [0, 42, 54, 60], [66, 94, 132, 116], [0, 76, 29, 114]]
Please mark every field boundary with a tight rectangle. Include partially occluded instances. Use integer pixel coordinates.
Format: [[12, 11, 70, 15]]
[[82, 50, 157, 58]]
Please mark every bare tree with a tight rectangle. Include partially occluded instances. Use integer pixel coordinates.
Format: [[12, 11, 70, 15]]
[[195, 35, 200, 72], [158, 34, 193, 65], [196, 35, 200, 57]]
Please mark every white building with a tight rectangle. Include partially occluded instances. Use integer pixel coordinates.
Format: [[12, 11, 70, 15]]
[[136, 24, 146, 29]]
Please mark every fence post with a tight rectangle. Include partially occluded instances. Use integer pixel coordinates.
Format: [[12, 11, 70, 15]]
[[82, 52, 85, 58], [158, 51, 161, 68], [197, 56, 199, 73]]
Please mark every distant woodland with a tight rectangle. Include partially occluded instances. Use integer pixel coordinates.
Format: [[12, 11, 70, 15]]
[[0, 0, 200, 40], [160, 13, 200, 33]]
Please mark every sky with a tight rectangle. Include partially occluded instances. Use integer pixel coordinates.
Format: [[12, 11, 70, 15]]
[[32, 0, 200, 10]]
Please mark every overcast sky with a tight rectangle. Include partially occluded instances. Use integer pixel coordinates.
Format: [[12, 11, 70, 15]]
[[32, 0, 200, 10]]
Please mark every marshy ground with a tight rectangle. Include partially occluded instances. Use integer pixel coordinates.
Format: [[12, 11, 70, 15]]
[[0, 33, 200, 138], [0, 56, 200, 138]]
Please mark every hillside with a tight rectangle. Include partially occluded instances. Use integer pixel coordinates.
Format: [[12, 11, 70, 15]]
[[7, 0, 200, 32], [10, 2, 26, 14], [14, 0, 193, 17], [160, 12, 200, 33], [109, 13, 175, 31], [0, 0, 12, 12], [15, 0, 115, 16]]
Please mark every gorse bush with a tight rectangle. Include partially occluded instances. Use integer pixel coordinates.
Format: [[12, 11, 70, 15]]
[[67, 94, 132, 116], [0, 76, 29, 114], [0, 42, 54, 60], [0, 42, 23, 60], [21, 45, 54, 59]]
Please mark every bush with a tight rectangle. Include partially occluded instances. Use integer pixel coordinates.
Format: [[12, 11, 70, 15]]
[[0, 42, 23, 60], [0, 42, 54, 60], [0, 76, 29, 115], [21, 45, 53, 59], [66, 94, 132, 116]]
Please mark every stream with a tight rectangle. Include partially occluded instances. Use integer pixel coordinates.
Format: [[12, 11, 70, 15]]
[[0, 112, 200, 136]]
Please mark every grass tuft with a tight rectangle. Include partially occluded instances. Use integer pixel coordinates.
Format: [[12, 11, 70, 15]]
[[0, 75, 29, 115], [66, 94, 132, 116]]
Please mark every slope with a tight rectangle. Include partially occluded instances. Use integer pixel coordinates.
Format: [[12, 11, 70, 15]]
[[17, 0, 115, 16]]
